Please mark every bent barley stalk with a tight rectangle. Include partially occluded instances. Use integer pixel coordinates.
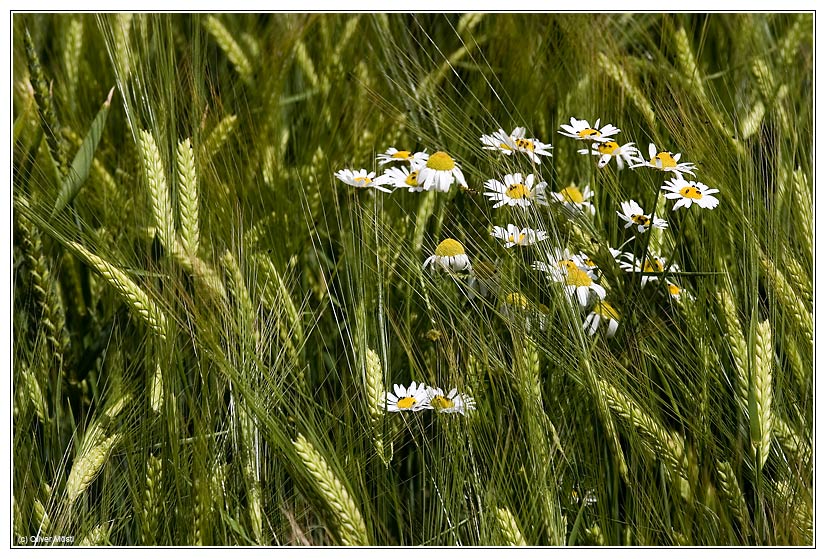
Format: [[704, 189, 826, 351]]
[[292, 433, 369, 546]]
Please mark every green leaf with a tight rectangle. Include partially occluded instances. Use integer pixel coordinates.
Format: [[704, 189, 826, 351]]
[[51, 87, 114, 217]]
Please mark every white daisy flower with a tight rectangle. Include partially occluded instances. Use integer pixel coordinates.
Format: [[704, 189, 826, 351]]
[[484, 173, 547, 209], [334, 168, 392, 193], [617, 200, 669, 233], [609, 247, 634, 265], [584, 301, 620, 337], [380, 163, 426, 192], [558, 117, 620, 143], [619, 254, 672, 286], [550, 184, 595, 215], [423, 238, 472, 273], [427, 387, 476, 415], [417, 151, 467, 192], [661, 178, 720, 211], [376, 147, 428, 167], [491, 224, 549, 248], [578, 140, 641, 169], [631, 143, 696, 178], [385, 381, 432, 412], [480, 127, 553, 164], [536, 255, 607, 307]]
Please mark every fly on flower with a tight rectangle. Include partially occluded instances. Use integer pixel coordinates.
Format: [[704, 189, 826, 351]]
[[661, 177, 720, 210], [617, 200, 669, 233], [417, 151, 467, 192], [491, 224, 548, 248], [480, 127, 553, 164], [578, 140, 641, 169], [584, 301, 620, 337], [558, 117, 620, 142], [385, 381, 432, 412], [427, 387, 476, 415], [334, 168, 392, 193], [376, 147, 428, 167], [630, 143, 696, 178], [483, 173, 547, 208], [423, 238, 472, 273]]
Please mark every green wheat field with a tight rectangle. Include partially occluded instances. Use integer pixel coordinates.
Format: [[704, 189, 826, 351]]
[[12, 12, 813, 546]]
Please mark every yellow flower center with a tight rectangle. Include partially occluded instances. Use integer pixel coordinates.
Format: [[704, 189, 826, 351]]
[[505, 292, 530, 308], [435, 238, 465, 257], [514, 138, 535, 151], [431, 395, 454, 410], [499, 142, 513, 151], [354, 176, 372, 184], [566, 267, 593, 287], [560, 186, 584, 204], [578, 128, 601, 138], [631, 214, 651, 226], [559, 259, 579, 272], [506, 183, 531, 199], [643, 259, 664, 273], [397, 396, 416, 409], [595, 301, 620, 320], [584, 257, 596, 267], [509, 233, 527, 244], [651, 151, 678, 169], [405, 171, 419, 187], [597, 141, 619, 155], [679, 186, 703, 199], [427, 151, 456, 171], [392, 150, 412, 159], [668, 284, 681, 296]]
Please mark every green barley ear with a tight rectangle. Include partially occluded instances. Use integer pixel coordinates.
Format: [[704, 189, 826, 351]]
[[759, 251, 812, 341], [293, 40, 319, 89], [292, 433, 369, 546], [62, 17, 84, 108], [24, 28, 70, 176], [364, 348, 390, 465], [717, 288, 749, 415], [21, 367, 48, 423], [716, 460, 750, 537], [176, 138, 200, 256], [138, 130, 175, 249], [203, 16, 253, 85], [65, 434, 121, 505], [495, 506, 528, 546], [202, 114, 238, 163], [32, 499, 50, 533], [141, 455, 162, 544], [67, 241, 167, 338], [749, 320, 773, 468], [149, 360, 163, 414], [597, 52, 657, 132], [78, 524, 111, 546]]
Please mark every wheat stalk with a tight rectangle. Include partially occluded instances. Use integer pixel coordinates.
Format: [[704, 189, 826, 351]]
[[364, 348, 390, 465], [138, 129, 175, 249], [204, 16, 253, 84], [202, 114, 238, 162], [292, 433, 369, 546], [495, 506, 527, 546], [749, 320, 774, 468], [175, 138, 200, 256], [67, 241, 167, 338]]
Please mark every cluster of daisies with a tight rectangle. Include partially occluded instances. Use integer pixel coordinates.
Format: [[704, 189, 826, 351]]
[[385, 382, 476, 415], [335, 116, 719, 341]]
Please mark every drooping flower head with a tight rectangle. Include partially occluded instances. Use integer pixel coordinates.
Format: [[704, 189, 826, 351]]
[[423, 238, 472, 273], [427, 387, 476, 415], [417, 151, 467, 192], [380, 163, 426, 192], [376, 147, 428, 167], [584, 301, 620, 337], [550, 183, 595, 215]]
